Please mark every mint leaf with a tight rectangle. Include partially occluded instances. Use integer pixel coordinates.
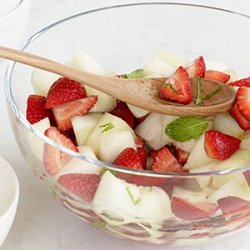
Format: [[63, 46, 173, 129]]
[[124, 69, 144, 79], [165, 117, 209, 142], [100, 123, 115, 133], [126, 187, 141, 205], [195, 77, 203, 105]]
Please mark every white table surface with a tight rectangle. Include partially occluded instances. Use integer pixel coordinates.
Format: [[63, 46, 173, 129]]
[[1, 0, 250, 249]]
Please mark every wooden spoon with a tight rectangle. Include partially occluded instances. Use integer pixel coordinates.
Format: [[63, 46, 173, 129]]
[[0, 46, 235, 116]]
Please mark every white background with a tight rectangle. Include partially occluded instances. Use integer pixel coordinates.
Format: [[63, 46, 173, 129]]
[[1, 0, 250, 249]]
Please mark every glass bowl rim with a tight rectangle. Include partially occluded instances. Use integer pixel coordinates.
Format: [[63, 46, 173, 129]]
[[4, 2, 250, 178]]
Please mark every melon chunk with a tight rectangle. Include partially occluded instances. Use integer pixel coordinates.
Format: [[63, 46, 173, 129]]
[[127, 104, 150, 118]]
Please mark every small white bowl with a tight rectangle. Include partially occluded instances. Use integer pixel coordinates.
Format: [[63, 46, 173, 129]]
[[0, 156, 19, 248], [0, 0, 31, 48]]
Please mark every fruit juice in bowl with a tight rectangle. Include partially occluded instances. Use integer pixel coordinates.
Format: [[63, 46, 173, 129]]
[[4, 2, 250, 246]]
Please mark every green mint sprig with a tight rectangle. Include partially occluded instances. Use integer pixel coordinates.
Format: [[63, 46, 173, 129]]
[[100, 123, 115, 133]]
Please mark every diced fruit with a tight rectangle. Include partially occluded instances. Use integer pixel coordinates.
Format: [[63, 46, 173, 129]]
[[172, 186, 206, 202], [26, 95, 52, 124], [240, 131, 250, 149], [53, 96, 98, 131], [211, 173, 245, 189], [110, 101, 135, 128], [46, 77, 86, 109], [44, 127, 78, 176], [160, 66, 192, 104], [151, 147, 184, 173], [204, 130, 240, 161], [174, 139, 196, 153], [31, 68, 59, 96], [99, 131, 136, 163], [58, 174, 100, 202], [230, 103, 250, 130], [137, 147, 147, 169], [223, 70, 238, 83], [213, 113, 243, 138], [127, 104, 150, 119], [186, 56, 206, 78], [236, 87, 250, 121], [135, 137, 145, 148], [176, 148, 190, 165], [55, 145, 102, 180], [204, 70, 230, 83], [229, 77, 250, 87]]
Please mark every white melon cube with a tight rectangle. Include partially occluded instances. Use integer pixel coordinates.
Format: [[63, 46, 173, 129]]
[[240, 131, 250, 149], [172, 186, 206, 202], [211, 173, 246, 189], [127, 104, 150, 118]]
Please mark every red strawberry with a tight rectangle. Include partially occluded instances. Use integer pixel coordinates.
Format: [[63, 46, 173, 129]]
[[136, 115, 147, 124], [186, 56, 206, 78], [236, 87, 250, 121], [26, 95, 52, 124], [204, 70, 230, 83], [230, 103, 250, 130], [160, 66, 192, 105], [46, 77, 86, 109], [53, 96, 98, 131], [135, 137, 147, 168], [229, 77, 250, 87], [58, 174, 100, 202], [204, 130, 240, 161], [151, 147, 185, 173], [171, 196, 218, 220], [111, 101, 135, 128], [176, 148, 190, 165], [61, 129, 77, 145], [44, 127, 78, 176]]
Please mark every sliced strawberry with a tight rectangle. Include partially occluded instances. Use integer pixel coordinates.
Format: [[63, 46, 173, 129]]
[[61, 129, 77, 146], [236, 87, 250, 121], [204, 130, 240, 161], [171, 196, 218, 220], [151, 147, 185, 173], [176, 148, 190, 165], [53, 96, 98, 131], [186, 56, 206, 78], [229, 77, 250, 87], [136, 115, 147, 124], [135, 137, 147, 168], [135, 136, 145, 148], [110, 101, 135, 128], [44, 127, 78, 176], [204, 70, 230, 83], [230, 103, 250, 130], [26, 95, 52, 124], [46, 77, 86, 109], [58, 174, 100, 202], [160, 66, 192, 105]]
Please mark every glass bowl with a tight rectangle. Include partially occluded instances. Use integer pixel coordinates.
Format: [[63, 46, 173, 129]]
[[4, 2, 250, 246]]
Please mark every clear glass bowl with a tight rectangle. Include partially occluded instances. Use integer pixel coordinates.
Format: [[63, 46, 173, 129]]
[[4, 2, 250, 246]]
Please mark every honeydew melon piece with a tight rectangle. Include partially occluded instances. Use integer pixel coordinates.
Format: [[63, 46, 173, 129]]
[[240, 131, 250, 149], [211, 173, 246, 189], [98, 130, 136, 163], [203, 187, 216, 198], [26, 118, 51, 161], [174, 140, 196, 153], [31, 68, 60, 96], [127, 104, 150, 118], [143, 51, 184, 76], [213, 113, 243, 138], [86, 113, 135, 155], [55, 145, 102, 180], [161, 114, 179, 145], [172, 186, 206, 202]]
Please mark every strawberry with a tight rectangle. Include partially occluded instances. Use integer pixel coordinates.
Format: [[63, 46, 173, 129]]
[[135, 137, 145, 148], [236, 87, 250, 120], [46, 77, 86, 109], [151, 147, 185, 173], [159, 66, 192, 105], [136, 115, 147, 124], [26, 95, 52, 124], [110, 101, 135, 128], [176, 148, 190, 165], [61, 129, 77, 145], [44, 127, 78, 176], [204, 130, 240, 161], [135, 137, 147, 169], [204, 70, 230, 83], [230, 103, 250, 130], [53, 96, 98, 131], [229, 77, 250, 87], [186, 56, 206, 78], [58, 174, 100, 202]]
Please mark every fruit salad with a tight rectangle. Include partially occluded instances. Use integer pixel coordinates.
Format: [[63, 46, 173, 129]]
[[25, 50, 250, 243]]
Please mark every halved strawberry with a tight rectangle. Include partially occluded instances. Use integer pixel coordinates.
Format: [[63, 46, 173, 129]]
[[229, 77, 250, 87], [151, 147, 185, 173], [204, 70, 230, 83], [186, 56, 206, 78], [135, 137, 145, 148], [26, 95, 52, 124], [204, 130, 240, 161], [58, 174, 100, 202], [176, 148, 190, 165], [230, 103, 250, 130], [53, 95, 98, 131], [236, 87, 250, 121], [44, 127, 78, 176], [110, 101, 135, 128], [160, 66, 192, 105], [135, 137, 147, 169], [46, 77, 86, 109]]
